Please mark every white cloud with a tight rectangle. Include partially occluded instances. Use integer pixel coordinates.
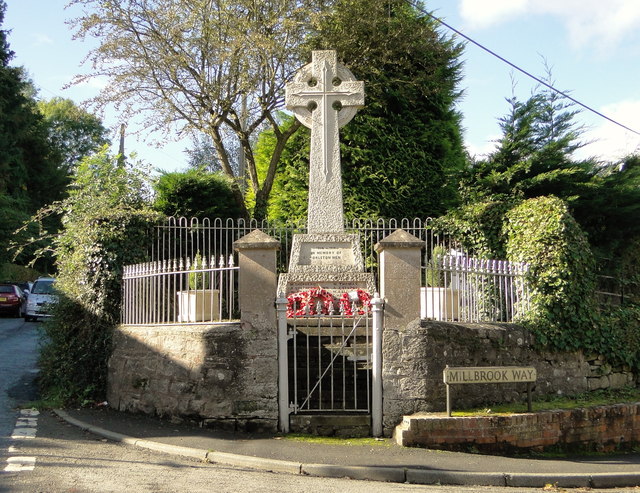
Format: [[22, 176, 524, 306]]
[[33, 33, 54, 47], [465, 135, 500, 160], [459, 0, 640, 51], [579, 100, 640, 162], [459, 0, 528, 29]]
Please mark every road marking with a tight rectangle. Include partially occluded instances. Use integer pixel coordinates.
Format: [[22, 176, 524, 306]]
[[4, 456, 36, 472], [20, 409, 39, 417], [3, 408, 39, 473], [11, 427, 37, 439]]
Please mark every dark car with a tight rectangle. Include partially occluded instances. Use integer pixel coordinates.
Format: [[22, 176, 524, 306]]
[[0, 283, 26, 317]]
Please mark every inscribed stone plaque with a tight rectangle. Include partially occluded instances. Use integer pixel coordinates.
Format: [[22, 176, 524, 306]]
[[298, 242, 355, 267], [287, 233, 365, 274]]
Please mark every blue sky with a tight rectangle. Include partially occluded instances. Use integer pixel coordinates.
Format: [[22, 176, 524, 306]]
[[4, 0, 640, 173]]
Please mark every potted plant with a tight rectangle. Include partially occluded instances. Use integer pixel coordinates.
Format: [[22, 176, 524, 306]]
[[177, 252, 219, 322], [421, 245, 459, 320]]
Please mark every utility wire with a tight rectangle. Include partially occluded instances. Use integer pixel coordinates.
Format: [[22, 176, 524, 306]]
[[408, 0, 640, 137]]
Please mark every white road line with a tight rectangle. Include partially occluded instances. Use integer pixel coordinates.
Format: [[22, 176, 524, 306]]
[[4, 456, 36, 472], [3, 408, 39, 473], [11, 427, 37, 439], [20, 409, 39, 417]]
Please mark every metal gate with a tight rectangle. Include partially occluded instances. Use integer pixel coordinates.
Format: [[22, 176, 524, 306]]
[[276, 296, 383, 435]]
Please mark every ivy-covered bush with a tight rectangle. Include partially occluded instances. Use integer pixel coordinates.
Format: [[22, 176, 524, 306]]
[[36, 149, 159, 405], [430, 198, 518, 258], [503, 196, 598, 351], [434, 194, 639, 370]]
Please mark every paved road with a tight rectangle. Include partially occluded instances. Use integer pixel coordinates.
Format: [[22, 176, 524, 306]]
[[2, 317, 639, 492], [0, 317, 39, 446], [9, 411, 638, 493]]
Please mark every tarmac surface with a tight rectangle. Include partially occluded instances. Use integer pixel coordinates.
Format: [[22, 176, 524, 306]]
[[54, 408, 640, 489]]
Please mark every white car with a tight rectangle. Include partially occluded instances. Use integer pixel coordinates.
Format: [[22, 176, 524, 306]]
[[24, 277, 57, 322]]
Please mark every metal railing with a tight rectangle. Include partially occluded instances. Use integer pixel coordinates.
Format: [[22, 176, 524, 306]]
[[122, 216, 532, 326], [421, 255, 531, 323], [147, 216, 459, 276], [121, 255, 238, 325]]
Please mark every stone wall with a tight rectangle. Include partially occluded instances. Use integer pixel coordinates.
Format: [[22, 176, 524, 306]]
[[107, 321, 278, 433], [395, 403, 640, 453], [382, 319, 636, 436]]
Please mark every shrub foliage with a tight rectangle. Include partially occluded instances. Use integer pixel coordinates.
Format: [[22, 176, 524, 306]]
[[36, 149, 158, 405], [503, 196, 598, 350]]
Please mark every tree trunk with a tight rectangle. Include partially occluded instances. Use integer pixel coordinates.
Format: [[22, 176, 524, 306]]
[[252, 189, 268, 222]]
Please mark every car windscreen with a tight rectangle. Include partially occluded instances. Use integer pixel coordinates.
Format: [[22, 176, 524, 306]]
[[32, 281, 54, 294], [0, 285, 14, 293]]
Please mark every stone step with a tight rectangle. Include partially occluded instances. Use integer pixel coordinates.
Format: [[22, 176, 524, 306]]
[[289, 414, 371, 437]]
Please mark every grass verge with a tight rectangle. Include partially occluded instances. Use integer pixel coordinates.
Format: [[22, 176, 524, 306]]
[[452, 386, 640, 417]]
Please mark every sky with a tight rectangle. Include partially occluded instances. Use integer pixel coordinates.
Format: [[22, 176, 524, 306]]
[[4, 0, 640, 174]]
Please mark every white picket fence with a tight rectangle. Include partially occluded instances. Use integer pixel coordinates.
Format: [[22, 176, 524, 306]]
[[421, 255, 531, 323], [121, 255, 238, 325]]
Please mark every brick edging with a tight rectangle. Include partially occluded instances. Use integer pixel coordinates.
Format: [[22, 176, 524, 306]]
[[396, 402, 640, 453]]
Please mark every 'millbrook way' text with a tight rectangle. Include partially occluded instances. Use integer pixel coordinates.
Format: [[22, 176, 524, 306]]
[[443, 366, 536, 384]]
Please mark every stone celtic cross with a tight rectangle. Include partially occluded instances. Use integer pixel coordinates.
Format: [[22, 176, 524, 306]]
[[286, 51, 364, 233]]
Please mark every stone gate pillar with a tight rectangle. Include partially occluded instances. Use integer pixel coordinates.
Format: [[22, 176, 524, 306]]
[[374, 228, 424, 435], [374, 229, 423, 330], [233, 229, 280, 328]]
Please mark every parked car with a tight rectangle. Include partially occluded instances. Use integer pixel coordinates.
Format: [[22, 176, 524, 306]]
[[9, 281, 32, 298], [0, 283, 27, 317], [24, 277, 57, 322]]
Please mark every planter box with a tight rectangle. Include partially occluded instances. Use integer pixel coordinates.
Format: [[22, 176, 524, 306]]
[[177, 289, 220, 322], [420, 287, 459, 320]]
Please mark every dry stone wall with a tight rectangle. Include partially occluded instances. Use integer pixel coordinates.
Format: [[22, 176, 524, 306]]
[[108, 321, 278, 433], [382, 320, 636, 436]]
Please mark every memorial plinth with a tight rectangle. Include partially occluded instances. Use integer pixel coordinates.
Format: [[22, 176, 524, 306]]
[[277, 233, 375, 297], [278, 51, 374, 299]]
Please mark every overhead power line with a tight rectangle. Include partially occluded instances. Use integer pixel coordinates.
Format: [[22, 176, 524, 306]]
[[408, 0, 640, 137]]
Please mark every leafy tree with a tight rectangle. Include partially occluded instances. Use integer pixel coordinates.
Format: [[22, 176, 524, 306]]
[[571, 154, 640, 256], [460, 82, 640, 257], [261, 0, 466, 221], [153, 168, 244, 219], [460, 83, 593, 205], [37, 97, 110, 174], [247, 113, 308, 221], [67, 0, 328, 219], [185, 134, 223, 172], [0, 1, 66, 265]]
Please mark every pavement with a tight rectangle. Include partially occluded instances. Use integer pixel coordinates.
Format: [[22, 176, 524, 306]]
[[54, 408, 640, 489]]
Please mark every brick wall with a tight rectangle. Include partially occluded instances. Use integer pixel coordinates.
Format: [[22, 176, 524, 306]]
[[395, 403, 640, 453]]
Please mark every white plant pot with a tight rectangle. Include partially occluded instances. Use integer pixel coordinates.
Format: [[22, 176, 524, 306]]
[[420, 287, 460, 320], [177, 289, 219, 322]]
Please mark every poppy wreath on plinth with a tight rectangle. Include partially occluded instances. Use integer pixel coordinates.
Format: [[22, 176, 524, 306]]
[[286, 287, 372, 318], [286, 287, 336, 317], [339, 288, 372, 316]]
